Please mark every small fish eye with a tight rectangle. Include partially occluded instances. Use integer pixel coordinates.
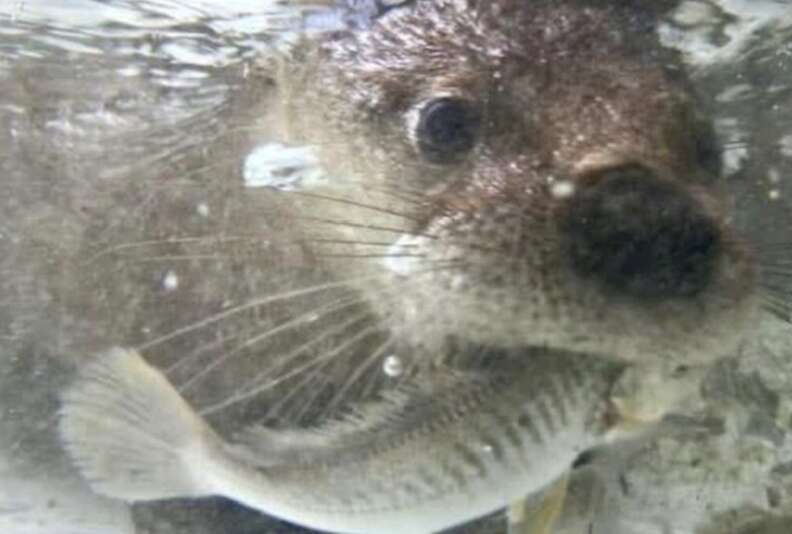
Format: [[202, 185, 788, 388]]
[[413, 97, 479, 163]]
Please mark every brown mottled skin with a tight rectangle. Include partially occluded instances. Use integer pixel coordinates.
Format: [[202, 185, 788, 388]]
[[264, 0, 758, 370]]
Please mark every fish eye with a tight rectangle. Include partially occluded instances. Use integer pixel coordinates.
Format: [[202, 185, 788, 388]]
[[412, 97, 479, 163]]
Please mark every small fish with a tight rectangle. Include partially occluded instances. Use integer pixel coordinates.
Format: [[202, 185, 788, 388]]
[[59, 347, 651, 534]]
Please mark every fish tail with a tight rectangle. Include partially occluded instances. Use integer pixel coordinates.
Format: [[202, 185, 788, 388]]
[[59, 347, 223, 502]]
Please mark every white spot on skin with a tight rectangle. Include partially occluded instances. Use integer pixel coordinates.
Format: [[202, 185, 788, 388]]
[[196, 203, 210, 217], [243, 143, 328, 191], [383, 355, 404, 377], [162, 270, 179, 291]]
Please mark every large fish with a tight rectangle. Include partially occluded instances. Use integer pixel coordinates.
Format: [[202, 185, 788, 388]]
[[59, 346, 658, 534]]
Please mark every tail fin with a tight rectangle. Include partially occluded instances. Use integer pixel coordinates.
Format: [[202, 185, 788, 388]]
[[59, 347, 221, 501]]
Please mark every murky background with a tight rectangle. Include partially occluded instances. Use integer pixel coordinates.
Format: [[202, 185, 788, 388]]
[[0, 1, 315, 532], [3, 1, 792, 533]]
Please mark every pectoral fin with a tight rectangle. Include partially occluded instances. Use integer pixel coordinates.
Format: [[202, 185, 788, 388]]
[[507, 472, 570, 534]]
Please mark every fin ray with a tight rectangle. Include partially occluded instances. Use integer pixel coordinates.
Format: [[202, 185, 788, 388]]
[[59, 347, 220, 501]]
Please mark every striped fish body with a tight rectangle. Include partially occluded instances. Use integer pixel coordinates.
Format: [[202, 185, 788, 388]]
[[214, 349, 623, 533], [60, 347, 626, 534]]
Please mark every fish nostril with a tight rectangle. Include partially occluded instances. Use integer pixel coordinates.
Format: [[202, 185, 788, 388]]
[[561, 165, 722, 300]]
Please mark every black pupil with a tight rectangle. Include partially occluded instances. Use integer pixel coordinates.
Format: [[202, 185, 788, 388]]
[[417, 98, 477, 162]]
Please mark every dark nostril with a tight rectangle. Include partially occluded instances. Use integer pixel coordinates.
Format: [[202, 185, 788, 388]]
[[562, 165, 721, 299]]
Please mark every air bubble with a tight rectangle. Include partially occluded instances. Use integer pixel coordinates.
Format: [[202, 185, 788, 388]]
[[162, 270, 179, 291], [383, 354, 404, 377]]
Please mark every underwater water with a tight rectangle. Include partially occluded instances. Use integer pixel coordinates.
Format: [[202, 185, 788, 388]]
[[0, 1, 314, 532], [3, 1, 792, 533]]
